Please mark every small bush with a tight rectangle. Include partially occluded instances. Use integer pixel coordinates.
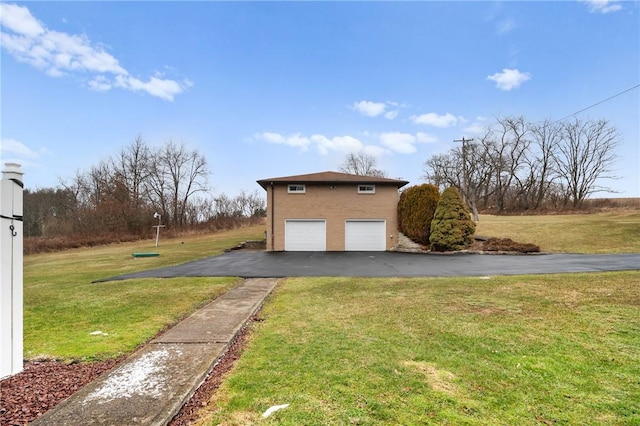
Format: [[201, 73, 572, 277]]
[[429, 187, 476, 251], [397, 184, 440, 245]]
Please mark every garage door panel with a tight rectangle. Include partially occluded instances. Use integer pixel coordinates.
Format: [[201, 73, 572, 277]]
[[285, 220, 326, 251], [345, 220, 386, 251]]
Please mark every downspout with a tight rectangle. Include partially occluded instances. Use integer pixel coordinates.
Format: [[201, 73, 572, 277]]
[[270, 182, 275, 251]]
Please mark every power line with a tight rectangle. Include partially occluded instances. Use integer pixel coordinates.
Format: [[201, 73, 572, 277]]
[[553, 84, 640, 124]]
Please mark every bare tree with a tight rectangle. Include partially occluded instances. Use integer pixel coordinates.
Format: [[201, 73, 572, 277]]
[[23, 188, 76, 237], [554, 118, 619, 208], [340, 152, 387, 177], [105, 136, 155, 233], [234, 189, 266, 217], [213, 193, 239, 218], [150, 141, 210, 227], [527, 119, 562, 209], [424, 130, 496, 220], [424, 116, 620, 212], [112, 135, 152, 211], [147, 157, 170, 223], [489, 116, 530, 212]]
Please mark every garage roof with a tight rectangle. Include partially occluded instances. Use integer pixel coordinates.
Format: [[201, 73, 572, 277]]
[[257, 171, 409, 189]]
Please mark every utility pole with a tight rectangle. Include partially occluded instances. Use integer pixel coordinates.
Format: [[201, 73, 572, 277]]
[[454, 137, 479, 221], [454, 137, 473, 195]]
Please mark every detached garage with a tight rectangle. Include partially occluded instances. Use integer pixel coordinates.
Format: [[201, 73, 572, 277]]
[[345, 220, 386, 251], [257, 171, 409, 251]]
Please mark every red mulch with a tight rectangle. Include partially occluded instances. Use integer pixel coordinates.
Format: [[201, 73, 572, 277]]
[[0, 359, 120, 425], [0, 322, 253, 426]]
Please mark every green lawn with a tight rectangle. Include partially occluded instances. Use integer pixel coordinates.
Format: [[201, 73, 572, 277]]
[[23, 224, 264, 360], [19, 212, 640, 424], [203, 273, 640, 425], [475, 211, 640, 253]]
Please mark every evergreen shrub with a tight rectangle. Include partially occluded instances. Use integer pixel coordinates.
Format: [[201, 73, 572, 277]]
[[397, 184, 440, 245], [429, 187, 476, 251]]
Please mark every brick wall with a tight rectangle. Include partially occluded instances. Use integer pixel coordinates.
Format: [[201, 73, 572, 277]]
[[263, 182, 401, 251]]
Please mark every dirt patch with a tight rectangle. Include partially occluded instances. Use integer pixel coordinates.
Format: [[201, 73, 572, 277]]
[[225, 240, 266, 252], [402, 361, 458, 395]]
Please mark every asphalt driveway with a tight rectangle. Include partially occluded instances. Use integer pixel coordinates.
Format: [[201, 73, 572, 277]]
[[96, 251, 640, 282]]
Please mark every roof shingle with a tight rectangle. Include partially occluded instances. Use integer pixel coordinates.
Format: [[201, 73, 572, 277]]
[[256, 171, 409, 189]]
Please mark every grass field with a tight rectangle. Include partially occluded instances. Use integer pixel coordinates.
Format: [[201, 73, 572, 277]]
[[19, 211, 640, 423], [196, 212, 639, 425], [202, 272, 640, 425], [475, 211, 640, 253], [23, 224, 264, 360]]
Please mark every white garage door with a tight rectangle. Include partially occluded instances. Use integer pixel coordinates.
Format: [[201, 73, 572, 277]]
[[285, 220, 326, 251], [345, 220, 386, 251]]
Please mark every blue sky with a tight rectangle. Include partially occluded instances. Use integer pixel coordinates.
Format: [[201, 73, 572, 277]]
[[1, 1, 639, 198]]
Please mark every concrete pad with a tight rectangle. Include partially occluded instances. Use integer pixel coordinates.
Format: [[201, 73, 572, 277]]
[[31, 278, 279, 426], [31, 343, 226, 426], [154, 278, 276, 344]]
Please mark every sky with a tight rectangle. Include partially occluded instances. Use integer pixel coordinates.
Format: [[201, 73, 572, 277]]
[[1, 1, 639, 198]]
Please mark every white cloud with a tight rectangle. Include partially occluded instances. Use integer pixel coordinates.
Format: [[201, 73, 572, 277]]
[[256, 129, 434, 157], [462, 116, 489, 136], [497, 18, 517, 35], [379, 132, 437, 154], [463, 124, 487, 136], [384, 110, 399, 120], [351, 100, 400, 119], [380, 132, 417, 154], [287, 134, 313, 149], [254, 132, 311, 150], [362, 145, 388, 157], [410, 112, 459, 128], [459, 116, 490, 136], [0, 3, 44, 37], [352, 100, 386, 117], [115, 75, 191, 102], [416, 132, 437, 144], [255, 132, 376, 156], [0, 3, 190, 101], [255, 132, 285, 144], [580, 0, 623, 14], [0, 138, 50, 163], [311, 135, 363, 155], [487, 68, 531, 91], [88, 75, 112, 92]]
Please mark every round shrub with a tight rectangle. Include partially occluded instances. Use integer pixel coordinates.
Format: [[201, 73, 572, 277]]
[[429, 187, 476, 251], [397, 184, 440, 245]]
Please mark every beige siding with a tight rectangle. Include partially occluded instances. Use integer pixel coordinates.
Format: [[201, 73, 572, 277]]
[[264, 183, 400, 251]]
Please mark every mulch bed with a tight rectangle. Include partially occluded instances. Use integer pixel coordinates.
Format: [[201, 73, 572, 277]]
[[0, 321, 253, 426], [0, 359, 121, 425]]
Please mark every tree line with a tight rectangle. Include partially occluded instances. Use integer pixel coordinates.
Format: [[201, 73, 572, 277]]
[[423, 116, 619, 218], [24, 136, 265, 240], [23, 115, 621, 245]]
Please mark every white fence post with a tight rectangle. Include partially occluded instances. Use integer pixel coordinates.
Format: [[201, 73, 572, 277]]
[[0, 163, 24, 378]]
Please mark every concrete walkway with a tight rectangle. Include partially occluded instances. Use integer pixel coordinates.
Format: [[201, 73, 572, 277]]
[[31, 278, 279, 426]]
